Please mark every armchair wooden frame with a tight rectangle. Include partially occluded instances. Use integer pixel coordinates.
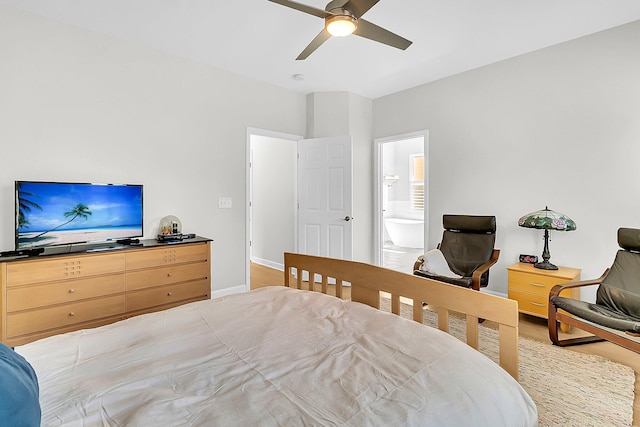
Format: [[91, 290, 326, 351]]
[[548, 270, 640, 353], [413, 247, 501, 291]]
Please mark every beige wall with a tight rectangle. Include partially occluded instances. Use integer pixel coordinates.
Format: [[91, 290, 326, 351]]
[[3, 3, 638, 298], [0, 5, 306, 293], [307, 92, 374, 263], [373, 20, 640, 297]]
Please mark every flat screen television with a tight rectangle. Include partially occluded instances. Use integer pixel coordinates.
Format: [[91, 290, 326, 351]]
[[16, 181, 143, 250]]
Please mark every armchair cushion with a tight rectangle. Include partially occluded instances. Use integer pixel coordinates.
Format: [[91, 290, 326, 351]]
[[413, 269, 473, 288], [440, 215, 496, 277], [550, 228, 640, 334], [414, 215, 498, 290], [551, 255, 640, 333], [550, 296, 640, 333], [596, 283, 640, 321], [617, 227, 640, 252], [442, 215, 497, 233], [595, 249, 640, 319]]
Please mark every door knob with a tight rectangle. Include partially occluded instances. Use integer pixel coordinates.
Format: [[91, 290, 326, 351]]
[[343, 216, 352, 221]]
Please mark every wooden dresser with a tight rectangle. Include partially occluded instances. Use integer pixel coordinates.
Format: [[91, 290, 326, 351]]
[[507, 262, 580, 332], [0, 238, 211, 346]]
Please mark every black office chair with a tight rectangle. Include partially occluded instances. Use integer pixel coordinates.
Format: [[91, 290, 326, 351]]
[[413, 215, 500, 291]]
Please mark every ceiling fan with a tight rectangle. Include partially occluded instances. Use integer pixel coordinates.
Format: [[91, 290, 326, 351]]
[[268, 0, 412, 60]]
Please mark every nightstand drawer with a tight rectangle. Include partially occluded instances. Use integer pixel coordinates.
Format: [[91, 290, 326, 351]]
[[508, 289, 549, 317], [508, 272, 558, 295]]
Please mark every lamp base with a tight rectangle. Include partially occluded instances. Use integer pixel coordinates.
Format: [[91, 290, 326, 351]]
[[534, 260, 558, 270]]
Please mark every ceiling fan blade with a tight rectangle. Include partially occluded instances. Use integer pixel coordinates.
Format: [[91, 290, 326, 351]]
[[354, 19, 412, 50], [268, 0, 329, 19], [342, 0, 380, 18], [296, 29, 332, 60]]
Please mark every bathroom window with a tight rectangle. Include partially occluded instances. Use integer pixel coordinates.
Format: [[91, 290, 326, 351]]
[[410, 154, 424, 211]]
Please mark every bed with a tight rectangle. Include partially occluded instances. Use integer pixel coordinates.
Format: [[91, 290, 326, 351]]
[[6, 253, 537, 426]]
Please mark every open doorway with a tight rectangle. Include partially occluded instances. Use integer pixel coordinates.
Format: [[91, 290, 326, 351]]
[[374, 131, 429, 274], [246, 128, 301, 291], [246, 129, 354, 290]]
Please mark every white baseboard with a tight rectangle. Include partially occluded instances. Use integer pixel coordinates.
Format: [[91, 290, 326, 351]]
[[211, 284, 247, 300], [481, 288, 508, 298], [251, 257, 284, 271], [210, 260, 284, 300]]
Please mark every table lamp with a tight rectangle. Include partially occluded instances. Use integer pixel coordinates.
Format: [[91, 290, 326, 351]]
[[518, 206, 576, 270]]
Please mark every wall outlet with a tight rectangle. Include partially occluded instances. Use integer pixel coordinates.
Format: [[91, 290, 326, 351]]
[[218, 197, 232, 209]]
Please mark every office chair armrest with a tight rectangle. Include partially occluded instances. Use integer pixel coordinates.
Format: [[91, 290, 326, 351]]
[[470, 249, 500, 290], [548, 269, 609, 299]]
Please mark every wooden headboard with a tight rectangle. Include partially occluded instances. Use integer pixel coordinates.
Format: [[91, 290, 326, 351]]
[[284, 252, 520, 380]]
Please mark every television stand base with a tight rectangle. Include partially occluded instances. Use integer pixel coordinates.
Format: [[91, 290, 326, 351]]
[[116, 238, 140, 245], [0, 248, 44, 258]]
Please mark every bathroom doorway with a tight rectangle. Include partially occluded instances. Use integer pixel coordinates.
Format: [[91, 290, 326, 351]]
[[374, 131, 428, 273]]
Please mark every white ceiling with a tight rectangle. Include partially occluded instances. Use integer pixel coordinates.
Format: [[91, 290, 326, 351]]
[[3, 0, 640, 99]]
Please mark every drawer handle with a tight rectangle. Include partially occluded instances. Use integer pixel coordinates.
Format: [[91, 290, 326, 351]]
[[68, 312, 75, 317], [167, 273, 173, 277], [167, 292, 173, 296], [529, 282, 547, 288], [69, 289, 75, 293], [530, 302, 546, 307]]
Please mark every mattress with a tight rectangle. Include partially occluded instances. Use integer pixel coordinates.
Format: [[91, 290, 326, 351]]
[[16, 286, 537, 426]]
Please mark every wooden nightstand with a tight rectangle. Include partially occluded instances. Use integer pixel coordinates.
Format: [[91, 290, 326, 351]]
[[507, 262, 580, 332]]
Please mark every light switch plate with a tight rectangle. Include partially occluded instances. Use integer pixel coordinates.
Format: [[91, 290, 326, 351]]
[[218, 197, 232, 209]]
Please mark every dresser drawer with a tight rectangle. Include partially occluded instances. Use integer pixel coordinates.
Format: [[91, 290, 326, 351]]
[[126, 243, 209, 270], [126, 280, 210, 312], [126, 261, 209, 291], [7, 274, 125, 312], [508, 289, 549, 317], [6, 295, 125, 338], [7, 253, 126, 287]]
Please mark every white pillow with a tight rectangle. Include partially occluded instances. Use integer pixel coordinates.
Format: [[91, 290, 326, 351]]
[[419, 249, 462, 278]]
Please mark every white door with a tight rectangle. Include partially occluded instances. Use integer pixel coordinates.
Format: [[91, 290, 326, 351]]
[[298, 136, 353, 260]]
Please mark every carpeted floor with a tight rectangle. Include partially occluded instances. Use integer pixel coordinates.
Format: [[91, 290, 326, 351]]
[[380, 298, 635, 427]]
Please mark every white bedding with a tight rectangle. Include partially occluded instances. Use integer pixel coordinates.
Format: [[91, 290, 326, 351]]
[[17, 286, 537, 426]]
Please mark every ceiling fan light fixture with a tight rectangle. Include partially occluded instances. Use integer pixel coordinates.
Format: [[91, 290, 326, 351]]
[[326, 14, 357, 37]]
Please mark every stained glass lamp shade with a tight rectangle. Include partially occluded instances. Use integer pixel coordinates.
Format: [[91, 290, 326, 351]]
[[518, 206, 576, 270]]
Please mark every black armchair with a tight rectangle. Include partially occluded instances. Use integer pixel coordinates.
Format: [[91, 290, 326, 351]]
[[548, 227, 640, 353], [413, 215, 500, 291]]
